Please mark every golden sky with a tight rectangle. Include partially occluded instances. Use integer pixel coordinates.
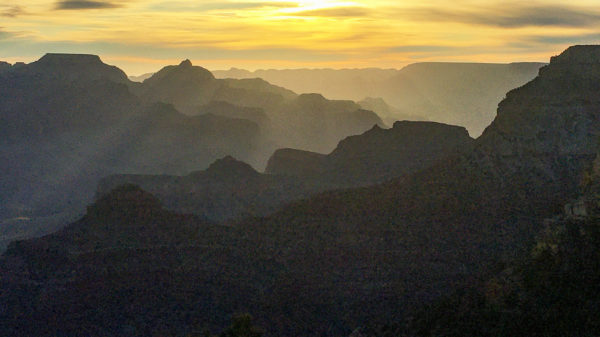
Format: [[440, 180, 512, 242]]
[[1, 0, 600, 74]]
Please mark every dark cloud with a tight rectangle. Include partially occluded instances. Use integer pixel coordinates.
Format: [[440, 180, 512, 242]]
[[404, 5, 600, 28], [522, 33, 600, 45], [292, 7, 371, 18], [1, 6, 25, 17], [55, 1, 122, 10]]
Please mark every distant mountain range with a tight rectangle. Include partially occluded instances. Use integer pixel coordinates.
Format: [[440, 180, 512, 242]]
[[132, 59, 383, 157], [214, 62, 545, 136], [2, 46, 598, 336]]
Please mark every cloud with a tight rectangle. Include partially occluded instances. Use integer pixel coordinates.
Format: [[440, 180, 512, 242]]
[[1, 5, 25, 18], [292, 7, 371, 18], [388, 45, 456, 53], [521, 33, 600, 45], [149, 2, 298, 12], [0, 29, 13, 40], [0, 36, 343, 63], [404, 4, 600, 28], [0, 27, 24, 40], [55, 1, 123, 10]]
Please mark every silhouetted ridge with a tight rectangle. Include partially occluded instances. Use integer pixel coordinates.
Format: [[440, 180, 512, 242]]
[[333, 120, 470, 154], [38, 53, 101, 65], [204, 155, 259, 178], [0, 61, 11, 72], [297, 93, 327, 103], [549, 45, 600, 64], [267, 120, 473, 185], [479, 45, 600, 164], [136, 59, 219, 114], [145, 59, 215, 84], [390, 120, 470, 137], [179, 59, 193, 67], [295, 92, 361, 112], [29, 53, 129, 83]]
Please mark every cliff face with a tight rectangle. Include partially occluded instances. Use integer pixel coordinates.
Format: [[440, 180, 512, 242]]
[[471, 45, 600, 209], [480, 46, 600, 157]]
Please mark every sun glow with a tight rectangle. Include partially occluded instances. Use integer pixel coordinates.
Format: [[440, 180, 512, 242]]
[[1, 0, 599, 73], [295, 0, 358, 8]]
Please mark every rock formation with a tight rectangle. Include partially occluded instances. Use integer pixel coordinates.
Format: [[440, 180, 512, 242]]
[[267, 121, 474, 186]]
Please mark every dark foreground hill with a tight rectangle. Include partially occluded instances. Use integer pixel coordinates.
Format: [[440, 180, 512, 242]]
[[378, 152, 600, 336], [1, 46, 598, 336]]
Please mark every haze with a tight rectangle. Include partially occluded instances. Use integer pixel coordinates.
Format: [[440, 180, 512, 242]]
[[3, 0, 600, 74]]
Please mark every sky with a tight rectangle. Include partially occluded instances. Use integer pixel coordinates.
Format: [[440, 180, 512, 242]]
[[1, 0, 600, 75]]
